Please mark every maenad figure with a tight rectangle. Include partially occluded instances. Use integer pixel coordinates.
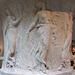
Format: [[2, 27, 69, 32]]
[[58, 14, 73, 71], [27, 10, 51, 72], [5, 8, 22, 68]]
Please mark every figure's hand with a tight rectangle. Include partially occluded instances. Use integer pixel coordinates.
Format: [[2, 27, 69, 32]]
[[26, 31, 30, 38]]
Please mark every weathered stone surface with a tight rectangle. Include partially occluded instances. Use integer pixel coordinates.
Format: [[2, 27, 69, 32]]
[[0, 0, 74, 75], [0, 69, 73, 75], [0, 69, 74, 75]]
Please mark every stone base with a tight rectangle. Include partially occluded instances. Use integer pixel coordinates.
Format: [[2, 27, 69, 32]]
[[0, 69, 73, 75]]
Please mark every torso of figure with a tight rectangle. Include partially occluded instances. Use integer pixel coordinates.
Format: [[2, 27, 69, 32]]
[[36, 11, 52, 46], [36, 11, 52, 35], [6, 16, 16, 35]]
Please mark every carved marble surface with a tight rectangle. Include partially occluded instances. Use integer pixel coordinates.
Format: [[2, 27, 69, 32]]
[[26, 11, 73, 72], [0, 0, 74, 75]]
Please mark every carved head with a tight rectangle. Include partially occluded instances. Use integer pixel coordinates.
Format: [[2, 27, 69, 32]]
[[5, 8, 11, 16], [5, 8, 16, 21]]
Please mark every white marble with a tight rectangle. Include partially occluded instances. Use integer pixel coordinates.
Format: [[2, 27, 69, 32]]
[[0, 0, 74, 75]]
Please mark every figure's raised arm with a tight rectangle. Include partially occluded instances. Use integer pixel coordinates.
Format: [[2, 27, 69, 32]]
[[12, 17, 22, 27]]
